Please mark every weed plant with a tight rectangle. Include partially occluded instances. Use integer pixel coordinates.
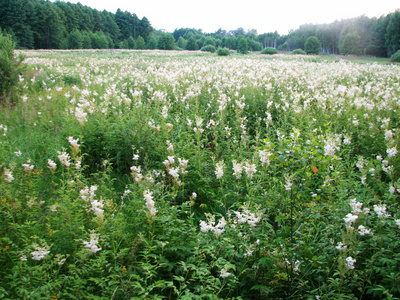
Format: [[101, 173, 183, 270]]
[[0, 50, 400, 299]]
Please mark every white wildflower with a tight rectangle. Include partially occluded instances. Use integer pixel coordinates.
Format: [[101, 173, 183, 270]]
[[387, 146, 398, 158], [215, 161, 224, 179], [3, 168, 14, 183], [232, 160, 243, 179], [346, 256, 356, 270], [358, 225, 372, 236]]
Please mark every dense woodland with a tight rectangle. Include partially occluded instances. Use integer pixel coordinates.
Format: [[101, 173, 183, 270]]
[[0, 0, 399, 57]]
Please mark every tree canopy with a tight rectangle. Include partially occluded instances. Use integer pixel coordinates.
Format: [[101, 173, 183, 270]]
[[0, 0, 398, 57]]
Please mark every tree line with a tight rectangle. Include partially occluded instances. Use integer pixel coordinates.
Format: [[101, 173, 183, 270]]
[[1, 0, 399, 57]]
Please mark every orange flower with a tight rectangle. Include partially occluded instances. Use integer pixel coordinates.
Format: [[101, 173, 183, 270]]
[[312, 166, 318, 174]]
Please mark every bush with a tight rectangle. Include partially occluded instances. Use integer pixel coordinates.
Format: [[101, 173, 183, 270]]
[[201, 45, 216, 53], [261, 47, 278, 55], [0, 32, 25, 106], [390, 49, 400, 62], [217, 47, 230, 56], [291, 49, 306, 55], [304, 36, 321, 55]]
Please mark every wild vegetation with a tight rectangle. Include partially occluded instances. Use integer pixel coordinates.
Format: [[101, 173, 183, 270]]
[[1, 47, 399, 299]]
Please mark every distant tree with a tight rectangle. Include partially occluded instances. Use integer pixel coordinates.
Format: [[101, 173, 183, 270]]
[[135, 36, 146, 49], [157, 33, 174, 50], [126, 36, 135, 49], [81, 31, 92, 48], [146, 34, 157, 49], [203, 37, 216, 46], [138, 17, 153, 41], [277, 41, 289, 51], [185, 36, 198, 50], [68, 29, 83, 49], [237, 36, 248, 54], [0, 32, 25, 105], [390, 49, 400, 62], [248, 39, 262, 51], [91, 31, 109, 49], [177, 36, 187, 49], [385, 10, 400, 56], [340, 32, 362, 55], [304, 36, 321, 54]]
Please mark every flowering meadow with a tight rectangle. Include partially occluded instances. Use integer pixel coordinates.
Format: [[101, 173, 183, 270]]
[[1, 50, 400, 299]]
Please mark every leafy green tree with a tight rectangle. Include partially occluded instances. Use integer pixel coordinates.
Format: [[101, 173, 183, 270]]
[[390, 49, 400, 62], [146, 34, 157, 49], [304, 36, 321, 54], [126, 36, 135, 49], [0, 32, 25, 105], [135, 36, 146, 49], [277, 41, 289, 51], [177, 36, 187, 49], [385, 10, 400, 56], [68, 29, 83, 49], [81, 31, 92, 48], [91, 31, 109, 49], [237, 36, 248, 54], [339, 32, 362, 55], [156, 33, 175, 50], [185, 37, 198, 50]]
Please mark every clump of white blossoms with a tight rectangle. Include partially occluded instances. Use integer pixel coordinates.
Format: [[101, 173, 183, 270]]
[[373, 204, 391, 219], [144, 190, 157, 217], [4, 168, 14, 182], [83, 232, 102, 254], [387, 146, 398, 158], [57, 150, 71, 168], [336, 242, 347, 251], [31, 243, 51, 261], [346, 256, 356, 270], [75, 107, 87, 126], [232, 160, 243, 179], [349, 198, 370, 216], [231, 207, 262, 228], [220, 266, 232, 279], [47, 159, 57, 172], [324, 134, 341, 157], [178, 158, 189, 176], [200, 214, 227, 237], [358, 225, 372, 236], [80, 185, 104, 219], [22, 159, 34, 173], [67, 136, 80, 156], [0, 124, 7, 136], [343, 213, 358, 230], [130, 165, 143, 183], [395, 219, 400, 229], [243, 161, 257, 179], [259, 149, 273, 167], [215, 160, 224, 179], [284, 174, 293, 191]]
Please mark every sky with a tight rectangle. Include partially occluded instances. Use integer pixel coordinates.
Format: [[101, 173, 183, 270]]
[[63, 0, 400, 35]]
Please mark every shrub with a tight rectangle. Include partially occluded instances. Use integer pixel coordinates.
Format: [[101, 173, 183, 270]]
[[201, 45, 216, 53], [390, 49, 400, 62], [304, 36, 321, 55], [217, 47, 230, 56], [291, 49, 306, 55], [0, 32, 25, 106], [261, 47, 278, 55]]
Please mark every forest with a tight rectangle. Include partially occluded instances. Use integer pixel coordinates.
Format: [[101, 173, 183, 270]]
[[0, 0, 400, 55], [1, 0, 400, 57]]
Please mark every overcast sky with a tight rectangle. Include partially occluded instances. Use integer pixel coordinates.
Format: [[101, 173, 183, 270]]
[[63, 0, 399, 35]]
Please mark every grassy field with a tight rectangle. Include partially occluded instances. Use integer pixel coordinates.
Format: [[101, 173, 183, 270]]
[[1, 50, 400, 299]]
